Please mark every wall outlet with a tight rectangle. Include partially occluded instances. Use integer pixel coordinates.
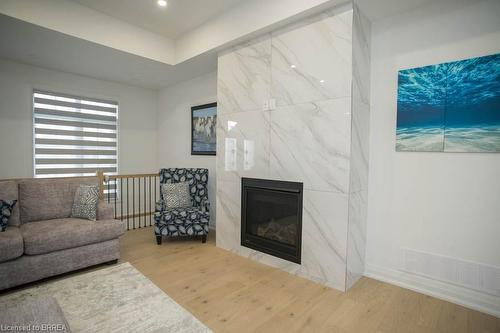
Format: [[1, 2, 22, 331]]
[[263, 100, 269, 111]]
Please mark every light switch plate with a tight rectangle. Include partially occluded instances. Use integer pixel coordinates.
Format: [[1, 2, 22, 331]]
[[269, 98, 276, 110]]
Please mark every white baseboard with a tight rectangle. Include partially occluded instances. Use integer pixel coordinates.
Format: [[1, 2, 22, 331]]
[[364, 264, 500, 318]]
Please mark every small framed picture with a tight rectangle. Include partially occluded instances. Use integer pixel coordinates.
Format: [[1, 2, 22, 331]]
[[191, 102, 217, 155]]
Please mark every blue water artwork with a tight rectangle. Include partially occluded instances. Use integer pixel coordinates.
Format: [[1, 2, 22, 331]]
[[396, 53, 500, 152]]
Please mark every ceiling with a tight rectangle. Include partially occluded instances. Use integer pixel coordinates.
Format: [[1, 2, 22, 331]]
[[356, 0, 435, 21], [0, 0, 441, 90], [0, 14, 217, 89], [71, 0, 245, 39]]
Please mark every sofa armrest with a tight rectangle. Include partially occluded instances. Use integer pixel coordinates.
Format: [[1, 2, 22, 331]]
[[97, 201, 114, 220]]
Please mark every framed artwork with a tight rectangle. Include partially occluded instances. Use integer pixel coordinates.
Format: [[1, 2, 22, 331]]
[[396, 53, 500, 152], [191, 102, 217, 155]]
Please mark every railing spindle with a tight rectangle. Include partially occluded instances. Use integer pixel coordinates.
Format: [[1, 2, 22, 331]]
[[144, 177, 147, 227], [138, 177, 141, 228], [149, 176, 152, 226], [132, 178, 135, 229], [120, 178, 123, 222], [114, 179, 117, 219], [126, 178, 129, 229], [107, 177, 110, 203]]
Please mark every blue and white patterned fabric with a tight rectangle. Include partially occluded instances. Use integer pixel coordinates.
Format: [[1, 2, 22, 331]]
[[155, 168, 210, 239], [0, 199, 17, 232]]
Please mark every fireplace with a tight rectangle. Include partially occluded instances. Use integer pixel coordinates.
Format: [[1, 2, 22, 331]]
[[241, 178, 303, 264]]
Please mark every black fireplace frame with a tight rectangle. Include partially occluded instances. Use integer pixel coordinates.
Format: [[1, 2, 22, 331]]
[[241, 177, 303, 264]]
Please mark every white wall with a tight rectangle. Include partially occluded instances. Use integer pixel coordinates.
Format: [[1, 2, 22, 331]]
[[157, 72, 217, 227], [0, 58, 158, 178], [366, 0, 500, 316]]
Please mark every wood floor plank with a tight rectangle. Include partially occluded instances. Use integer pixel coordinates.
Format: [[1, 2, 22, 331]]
[[120, 227, 500, 333]]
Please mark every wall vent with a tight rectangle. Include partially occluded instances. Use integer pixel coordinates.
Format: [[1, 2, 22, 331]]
[[402, 248, 500, 296]]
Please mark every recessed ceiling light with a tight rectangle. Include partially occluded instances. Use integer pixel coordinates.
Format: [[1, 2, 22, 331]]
[[290, 64, 296, 69], [319, 79, 325, 83], [157, 0, 167, 7]]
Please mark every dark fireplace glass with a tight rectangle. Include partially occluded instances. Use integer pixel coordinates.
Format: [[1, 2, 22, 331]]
[[246, 189, 298, 246], [241, 178, 303, 264]]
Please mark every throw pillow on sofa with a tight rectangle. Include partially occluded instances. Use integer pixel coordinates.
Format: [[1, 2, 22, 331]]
[[161, 182, 192, 209], [71, 185, 99, 221], [0, 199, 17, 231]]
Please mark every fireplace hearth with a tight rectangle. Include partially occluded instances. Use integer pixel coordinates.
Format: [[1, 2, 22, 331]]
[[241, 178, 303, 264]]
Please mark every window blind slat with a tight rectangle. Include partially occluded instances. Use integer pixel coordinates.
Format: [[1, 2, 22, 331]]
[[35, 159, 117, 165], [33, 90, 118, 179], [35, 148, 116, 156], [35, 167, 117, 175], [34, 107, 117, 122], [34, 90, 117, 106], [35, 138, 117, 147], [34, 97, 117, 113], [35, 128, 117, 139], [35, 117, 117, 130]]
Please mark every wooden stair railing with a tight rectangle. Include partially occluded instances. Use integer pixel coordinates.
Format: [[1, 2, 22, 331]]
[[101, 173, 160, 230]]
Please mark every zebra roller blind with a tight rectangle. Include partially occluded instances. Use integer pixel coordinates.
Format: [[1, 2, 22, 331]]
[[33, 90, 118, 178]]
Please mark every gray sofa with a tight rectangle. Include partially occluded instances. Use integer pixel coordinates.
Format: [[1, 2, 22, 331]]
[[0, 176, 125, 291]]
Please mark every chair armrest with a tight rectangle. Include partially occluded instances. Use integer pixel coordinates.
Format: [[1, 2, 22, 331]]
[[97, 201, 114, 220], [155, 199, 166, 213], [201, 198, 210, 213]]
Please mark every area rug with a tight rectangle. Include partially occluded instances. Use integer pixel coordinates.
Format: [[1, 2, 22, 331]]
[[0, 262, 212, 333]]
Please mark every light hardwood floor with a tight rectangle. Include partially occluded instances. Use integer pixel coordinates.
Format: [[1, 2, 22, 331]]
[[120, 227, 499, 333]]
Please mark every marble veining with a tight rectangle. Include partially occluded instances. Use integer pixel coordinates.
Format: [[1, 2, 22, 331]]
[[215, 180, 241, 251], [271, 10, 353, 107], [346, 189, 368, 289], [218, 37, 271, 114], [348, 99, 370, 192], [269, 98, 352, 193]]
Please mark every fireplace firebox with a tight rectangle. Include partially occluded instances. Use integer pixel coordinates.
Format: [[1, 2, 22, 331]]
[[241, 178, 303, 264]]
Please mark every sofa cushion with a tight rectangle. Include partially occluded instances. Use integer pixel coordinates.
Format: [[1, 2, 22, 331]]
[[0, 180, 20, 227], [21, 218, 125, 255], [19, 177, 98, 223], [0, 227, 23, 263]]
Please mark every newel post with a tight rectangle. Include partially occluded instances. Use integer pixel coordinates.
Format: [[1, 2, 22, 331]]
[[96, 170, 105, 200]]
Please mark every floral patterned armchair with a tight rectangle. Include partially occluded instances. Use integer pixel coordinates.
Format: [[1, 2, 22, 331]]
[[154, 168, 210, 244]]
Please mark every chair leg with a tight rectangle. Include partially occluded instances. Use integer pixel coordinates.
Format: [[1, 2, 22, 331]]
[[156, 234, 162, 245], [201, 235, 207, 243]]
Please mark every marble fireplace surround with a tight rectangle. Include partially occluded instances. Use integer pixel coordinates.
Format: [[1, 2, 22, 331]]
[[216, 3, 371, 292]]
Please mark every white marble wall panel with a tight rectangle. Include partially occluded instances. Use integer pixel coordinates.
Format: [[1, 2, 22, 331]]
[[215, 180, 241, 251], [300, 190, 348, 290], [269, 98, 351, 193], [346, 189, 368, 289], [351, 4, 371, 105], [216, 111, 271, 183], [346, 5, 371, 289], [348, 100, 370, 192], [271, 10, 353, 106], [217, 37, 271, 114]]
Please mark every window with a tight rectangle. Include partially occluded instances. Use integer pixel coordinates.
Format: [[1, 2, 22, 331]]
[[33, 90, 118, 178]]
